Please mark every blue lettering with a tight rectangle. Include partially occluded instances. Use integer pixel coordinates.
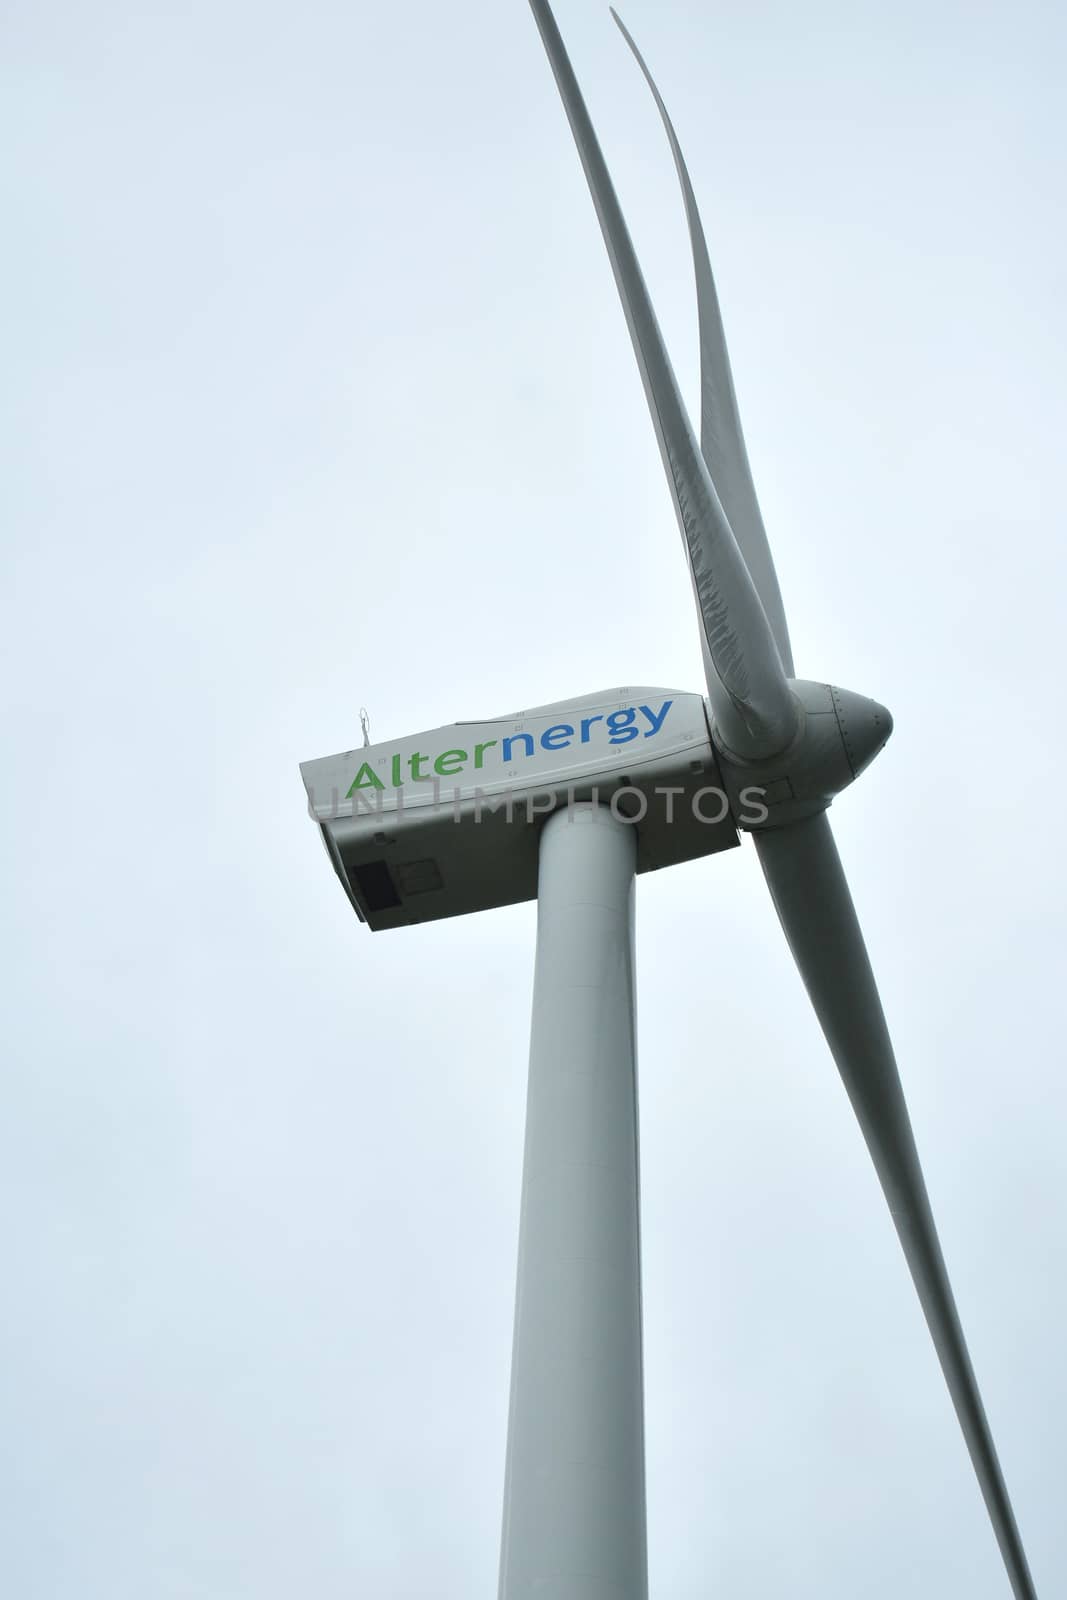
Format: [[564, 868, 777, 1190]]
[[606, 708, 639, 744], [639, 700, 673, 737], [580, 715, 603, 742], [502, 733, 535, 761], [541, 723, 574, 750]]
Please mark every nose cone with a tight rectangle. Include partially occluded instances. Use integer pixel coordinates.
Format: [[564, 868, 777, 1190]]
[[831, 687, 894, 781]]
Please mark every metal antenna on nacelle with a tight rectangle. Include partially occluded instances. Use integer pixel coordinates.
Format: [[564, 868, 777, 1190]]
[[359, 707, 371, 748]]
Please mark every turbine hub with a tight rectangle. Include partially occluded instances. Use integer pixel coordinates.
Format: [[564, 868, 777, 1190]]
[[712, 678, 893, 830]]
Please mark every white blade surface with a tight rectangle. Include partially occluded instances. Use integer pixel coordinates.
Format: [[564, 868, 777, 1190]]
[[756, 813, 1039, 1600], [528, 0, 796, 761], [611, 8, 795, 677]]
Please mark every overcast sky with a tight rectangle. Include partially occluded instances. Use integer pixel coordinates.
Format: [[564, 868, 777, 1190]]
[[3, 0, 1065, 1595]]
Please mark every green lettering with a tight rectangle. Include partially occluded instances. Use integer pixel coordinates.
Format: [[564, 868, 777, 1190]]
[[474, 739, 498, 769], [434, 748, 467, 777], [346, 763, 385, 797]]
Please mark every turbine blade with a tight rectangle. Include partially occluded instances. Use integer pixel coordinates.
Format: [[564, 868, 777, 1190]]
[[610, 8, 794, 677], [528, 0, 796, 761], [754, 811, 1039, 1600]]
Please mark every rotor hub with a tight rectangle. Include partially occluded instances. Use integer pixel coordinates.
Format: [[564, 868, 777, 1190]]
[[712, 678, 893, 830]]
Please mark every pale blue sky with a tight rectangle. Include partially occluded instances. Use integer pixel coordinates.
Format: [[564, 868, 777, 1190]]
[[2, 1, 1065, 1595]]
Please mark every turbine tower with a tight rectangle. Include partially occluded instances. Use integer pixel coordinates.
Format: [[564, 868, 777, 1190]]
[[300, 4, 1040, 1595]]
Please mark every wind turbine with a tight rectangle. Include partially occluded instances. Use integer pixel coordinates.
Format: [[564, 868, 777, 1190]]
[[300, 3, 1040, 1595]]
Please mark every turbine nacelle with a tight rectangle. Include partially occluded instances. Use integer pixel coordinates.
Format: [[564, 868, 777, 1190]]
[[301, 687, 739, 931], [714, 679, 893, 830]]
